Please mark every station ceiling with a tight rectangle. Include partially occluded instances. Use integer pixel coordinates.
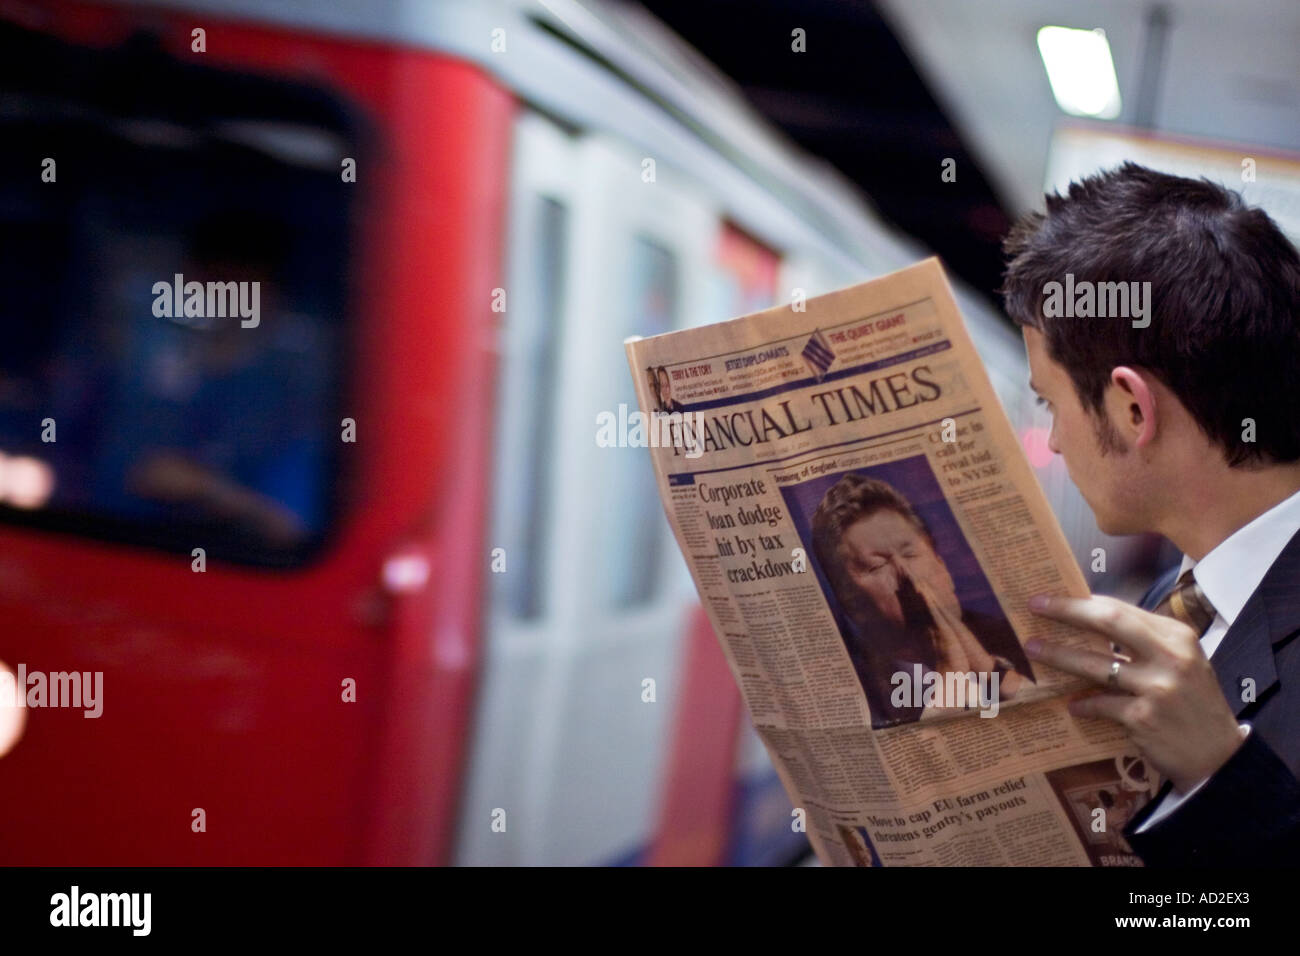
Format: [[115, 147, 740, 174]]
[[636, 0, 1300, 306]]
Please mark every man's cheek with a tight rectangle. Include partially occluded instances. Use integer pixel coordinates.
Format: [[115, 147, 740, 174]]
[[912, 560, 943, 592], [858, 581, 891, 616], [847, 571, 870, 597], [875, 593, 902, 624]]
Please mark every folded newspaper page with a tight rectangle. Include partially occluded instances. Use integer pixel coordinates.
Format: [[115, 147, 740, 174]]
[[624, 258, 1157, 867]]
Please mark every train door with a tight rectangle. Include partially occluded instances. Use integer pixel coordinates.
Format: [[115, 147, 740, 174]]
[[778, 252, 858, 306], [0, 12, 388, 864], [454, 112, 575, 866], [456, 112, 718, 864], [646, 223, 815, 866], [551, 133, 740, 865]]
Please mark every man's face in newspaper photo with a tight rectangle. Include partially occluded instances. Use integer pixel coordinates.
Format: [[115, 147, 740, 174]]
[[1022, 326, 1144, 535], [1097, 788, 1140, 836], [836, 507, 960, 626], [658, 368, 673, 404]]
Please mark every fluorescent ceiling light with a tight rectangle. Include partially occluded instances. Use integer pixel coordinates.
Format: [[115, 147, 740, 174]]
[[1037, 26, 1122, 119]]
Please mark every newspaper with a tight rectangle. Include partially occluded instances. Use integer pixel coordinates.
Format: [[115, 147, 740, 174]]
[[623, 258, 1156, 867]]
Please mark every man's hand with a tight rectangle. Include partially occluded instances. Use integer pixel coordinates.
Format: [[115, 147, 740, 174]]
[[1025, 594, 1244, 793]]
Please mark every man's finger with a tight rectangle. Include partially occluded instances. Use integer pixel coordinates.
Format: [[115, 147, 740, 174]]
[[1024, 639, 1140, 692], [1027, 594, 1161, 659], [1067, 691, 1139, 727]]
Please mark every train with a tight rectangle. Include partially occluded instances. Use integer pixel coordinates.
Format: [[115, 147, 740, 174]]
[[0, 0, 1168, 865]]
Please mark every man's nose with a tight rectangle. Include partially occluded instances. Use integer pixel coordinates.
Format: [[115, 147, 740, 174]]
[[895, 553, 923, 577]]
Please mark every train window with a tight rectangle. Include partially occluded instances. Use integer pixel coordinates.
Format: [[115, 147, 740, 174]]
[[491, 195, 568, 620], [599, 235, 678, 609], [0, 24, 360, 567]]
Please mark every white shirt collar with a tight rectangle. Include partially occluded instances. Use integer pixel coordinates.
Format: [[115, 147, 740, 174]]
[[1182, 486, 1300, 626]]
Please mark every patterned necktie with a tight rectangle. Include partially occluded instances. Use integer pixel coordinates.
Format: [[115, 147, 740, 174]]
[[1153, 568, 1217, 638], [1140, 569, 1221, 798]]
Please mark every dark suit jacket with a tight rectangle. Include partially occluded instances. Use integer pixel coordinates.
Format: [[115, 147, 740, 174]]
[[1122, 530, 1300, 866]]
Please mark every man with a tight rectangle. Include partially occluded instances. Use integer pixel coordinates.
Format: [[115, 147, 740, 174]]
[[645, 365, 662, 413], [106, 212, 320, 547], [657, 366, 683, 414], [1003, 162, 1300, 866], [838, 825, 882, 867], [811, 473, 1034, 725]]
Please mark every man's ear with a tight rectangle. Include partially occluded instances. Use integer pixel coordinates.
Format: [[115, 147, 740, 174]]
[[1108, 366, 1157, 448]]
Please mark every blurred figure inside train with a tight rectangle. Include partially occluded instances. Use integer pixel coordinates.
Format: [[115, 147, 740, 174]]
[[120, 212, 316, 546]]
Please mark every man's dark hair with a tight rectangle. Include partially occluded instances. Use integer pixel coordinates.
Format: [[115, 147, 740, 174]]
[[811, 473, 933, 603], [1001, 162, 1300, 465]]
